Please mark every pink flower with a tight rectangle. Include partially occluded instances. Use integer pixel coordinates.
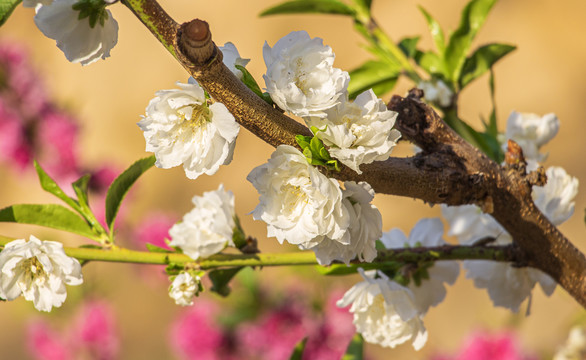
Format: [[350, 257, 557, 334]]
[[37, 110, 80, 179], [71, 300, 119, 360], [0, 99, 32, 169], [132, 213, 176, 250], [26, 321, 72, 360], [170, 300, 226, 360], [433, 331, 538, 360]]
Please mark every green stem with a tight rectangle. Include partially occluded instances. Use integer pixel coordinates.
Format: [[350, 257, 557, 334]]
[[0, 236, 519, 269]]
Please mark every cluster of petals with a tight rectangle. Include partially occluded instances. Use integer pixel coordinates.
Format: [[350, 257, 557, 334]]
[[32, 0, 119, 66], [263, 31, 349, 118], [503, 111, 559, 162], [248, 145, 350, 248], [418, 80, 453, 108], [306, 89, 401, 174], [381, 218, 460, 314], [307, 181, 381, 265], [441, 166, 578, 312], [169, 272, 200, 306], [168, 185, 236, 260], [0, 235, 83, 312], [138, 80, 240, 180], [337, 268, 427, 350], [219, 42, 250, 79]]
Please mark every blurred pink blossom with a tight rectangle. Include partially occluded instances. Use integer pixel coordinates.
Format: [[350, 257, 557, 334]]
[[37, 110, 80, 179], [72, 300, 119, 360], [432, 331, 538, 360], [132, 213, 175, 250], [0, 99, 32, 169], [27, 321, 72, 360]]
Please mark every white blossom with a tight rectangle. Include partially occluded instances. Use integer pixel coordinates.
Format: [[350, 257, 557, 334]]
[[306, 90, 401, 174], [34, 0, 118, 65], [307, 181, 381, 265], [219, 42, 250, 79], [169, 272, 199, 306], [337, 269, 427, 350], [0, 235, 83, 312], [168, 185, 236, 260], [441, 166, 578, 312], [380, 218, 459, 314], [532, 166, 578, 225], [554, 326, 586, 360], [138, 80, 239, 180], [247, 145, 350, 247], [263, 31, 349, 118], [504, 111, 559, 162], [418, 80, 453, 108]]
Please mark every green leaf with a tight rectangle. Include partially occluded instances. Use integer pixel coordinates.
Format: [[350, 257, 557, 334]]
[[209, 267, 244, 297], [486, 68, 498, 136], [72, 174, 91, 209], [295, 135, 312, 149], [146, 243, 172, 253], [0, 204, 99, 240], [105, 156, 155, 231], [414, 50, 445, 77], [341, 334, 364, 360], [398, 36, 420, 59], [35, 161, 81, 213], [289, 337, 308, 360], [444, 0, 498, 83], [260, 0, 355, 17], [348, 60, 400, 99], [459, 43, 515, 88], [0, 0, 21, 27], [418, 6, 446, 56], [234, 65, 273, 105]]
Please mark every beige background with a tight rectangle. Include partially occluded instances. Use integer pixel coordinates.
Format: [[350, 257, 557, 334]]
[[1, 0, 585, 358]]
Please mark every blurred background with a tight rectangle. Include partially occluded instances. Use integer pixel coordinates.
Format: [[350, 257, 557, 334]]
[[0, 0, 585, 358]]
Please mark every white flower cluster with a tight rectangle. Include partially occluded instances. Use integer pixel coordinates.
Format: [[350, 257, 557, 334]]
[[0, 235, 83, 312], [26, 0, 118, 65], [168, 185, 236, 261], [442, 112, 578, 312], [168, 272, 201, 306], [418, 80, 453, 108]]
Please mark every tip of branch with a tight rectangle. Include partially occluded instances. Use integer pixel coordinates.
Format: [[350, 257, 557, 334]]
[[178, 19, 218, 65], [184, 19, 209, 42]]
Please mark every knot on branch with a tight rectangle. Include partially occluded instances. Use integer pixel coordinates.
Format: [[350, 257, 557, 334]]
[[504, 139, 527, 175], [527, 166, 547, 187], [177, 19, 222, 71]]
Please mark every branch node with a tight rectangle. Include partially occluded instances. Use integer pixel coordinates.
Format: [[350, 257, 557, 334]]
[[504, 139, 527, 175], [527, 166, 547, 187], [177, 19, 221, 68]]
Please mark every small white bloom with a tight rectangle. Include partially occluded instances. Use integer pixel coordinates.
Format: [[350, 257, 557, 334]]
[[169, 272, 199, 306], [219, 42, 250, 79], [307, 181, 381, 265], [504, 111, 559, 162], [263, 31, 349, 118], [306, 90, 401, 174], [337, 269, 427, 350], [34, 0, 118, 65], [418, 80, 453, 108], [380, 218, 459, 314], [532, 166, 579, 225], [0, 235, 83, 312], [138, 81, 240, 180], [554, 326, 586, 360], [168, 185, 236, 260], [247, 145, 350, 247]]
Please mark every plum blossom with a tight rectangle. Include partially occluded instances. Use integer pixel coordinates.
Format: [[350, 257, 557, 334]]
[[26, 321, 72, 360], [219, 42, 250, 79], [263, 31, 349, 118], [34, 0, 119, 66], [72, 300, 119, 360], [138, 80, 240, 180], [306, 89, 401, 174], [168, 185, 236, 260], [419, 80, 453, 108], [169, 272, 200, 306], [337, 269, 427, 350], [247, 145, 350, 248], [432, 331, 538, 360], [503, 111, 559, 162], [307, 181, 381, 265], [441, 166, 578, 312], [0, 235, 83, 312], [381, 218, 460, 314]]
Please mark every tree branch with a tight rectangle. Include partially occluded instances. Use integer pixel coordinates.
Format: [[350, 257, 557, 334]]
[[121, 1, 586, 307]]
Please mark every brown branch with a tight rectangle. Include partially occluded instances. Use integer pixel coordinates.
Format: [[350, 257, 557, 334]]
[[122, 6, 586, 307]]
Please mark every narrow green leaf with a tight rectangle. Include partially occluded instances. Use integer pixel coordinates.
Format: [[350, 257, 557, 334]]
[[146, 243, 172, 253], [341, 334, 364, 360], [0, 204, 99, 240], [260, 0, 355, 17], [105, 156, 155, 231], [487, 68, 498, 136], [0, 0, 21, 27], [34, 161, 81, 212], [289, 337, 308, 360], [209, 267, 243, 297], [414, 50, 445, 76], [418, 6, 446, 56], [444, 0, 497, 83], [235, 65, 273, 105], [295, 135, 312, 149], [398, 36, 421, 59], [72, 174, 91, 209], [459, 43, 515, 88], [348, 60, 400, 99]]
